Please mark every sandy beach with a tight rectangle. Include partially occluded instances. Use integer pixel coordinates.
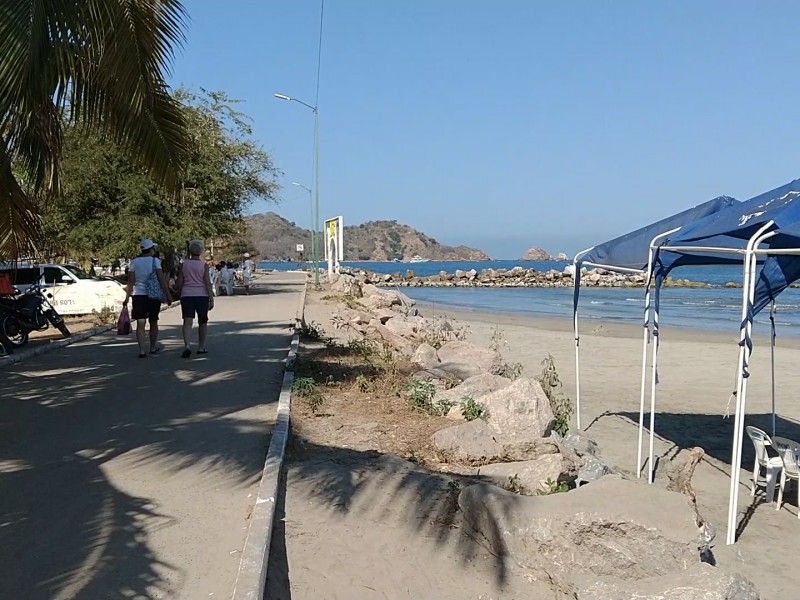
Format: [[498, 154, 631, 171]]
[[440, 304, 800, 598], [272, 289, 800, 599]]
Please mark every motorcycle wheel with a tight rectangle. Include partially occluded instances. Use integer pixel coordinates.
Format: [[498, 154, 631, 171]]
[[1, 314, 29, 347], [44, 309, 71, 338]]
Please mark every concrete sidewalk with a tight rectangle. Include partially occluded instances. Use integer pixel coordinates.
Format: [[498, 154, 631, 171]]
[[0, 272, 305, 600]]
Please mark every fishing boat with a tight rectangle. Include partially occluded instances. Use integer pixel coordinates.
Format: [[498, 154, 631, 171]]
[[409, 255, 430, 263]]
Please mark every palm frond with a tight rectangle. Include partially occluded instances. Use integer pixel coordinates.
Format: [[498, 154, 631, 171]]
[[0, 0, 190, 258]]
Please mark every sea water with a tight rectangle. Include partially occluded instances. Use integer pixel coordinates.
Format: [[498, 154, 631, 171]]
[[258, 260, 800, 336]]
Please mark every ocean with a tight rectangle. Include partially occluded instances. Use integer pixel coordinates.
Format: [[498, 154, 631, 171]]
[[258, 260, 800, 336]]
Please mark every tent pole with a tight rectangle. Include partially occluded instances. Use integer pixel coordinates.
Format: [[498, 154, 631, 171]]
[[574, 304, 581, 431], [647, 295, 660, 484], [638, 230, 679, 478], [727, 222, 773, 545], [770, 302, 777, 438], [637, 287, 651, 477], [571, 248, 592, 432]]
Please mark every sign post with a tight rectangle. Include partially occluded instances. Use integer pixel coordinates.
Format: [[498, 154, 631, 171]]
[[323, 216, 344, 275]]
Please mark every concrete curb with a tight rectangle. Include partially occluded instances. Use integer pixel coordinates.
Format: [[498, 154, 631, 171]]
[[0, 324, 114, 367], [231, 283, 306, 600]]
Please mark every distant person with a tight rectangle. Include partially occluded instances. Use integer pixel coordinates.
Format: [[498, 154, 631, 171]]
[[208, 261, 219, 296], [242, 253, 255, 295], [176, 240, 214, 358], [225, 261, 235, 296], [123, 239, 172, 358], [219, 262, 231, 296]]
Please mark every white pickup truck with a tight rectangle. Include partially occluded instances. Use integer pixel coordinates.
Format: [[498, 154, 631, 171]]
[[0, 263, 126, 316]]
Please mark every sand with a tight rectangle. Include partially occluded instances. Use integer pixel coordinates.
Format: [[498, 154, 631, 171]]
[[269, 290, 800, 599]]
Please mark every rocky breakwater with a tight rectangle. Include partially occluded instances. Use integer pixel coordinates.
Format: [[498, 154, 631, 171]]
[[321, 271, 760, 599], [339, 265, 714, 289]]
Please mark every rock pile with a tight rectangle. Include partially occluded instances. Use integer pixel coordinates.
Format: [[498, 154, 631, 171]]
[[319, 270, 761, 600], [334, 265, 716, 289]]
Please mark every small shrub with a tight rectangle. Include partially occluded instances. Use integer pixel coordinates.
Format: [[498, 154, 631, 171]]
[[504, 474, 526, 494], [535, 477, 570, 496], [292, 377, 317, 395], [292, 377, 325, 414], [536, 354, 573, 437], [405, 380, 441, 415], [348, 337, 377, 362], [321, 294, 363, 311], [355, 374, 370, 392], [489, 325, 510, 353], [92, 305, 117, 325], [494, 361, 524, 380], [300, 320, 328, 342], [408, 450, 426, 465], [462, 396, 484, 421]]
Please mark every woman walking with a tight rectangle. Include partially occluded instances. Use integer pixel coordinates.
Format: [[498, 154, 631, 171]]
[[123, 239, 172, 358], [242, 252, 255, 295], [176, 240, 214, 358]]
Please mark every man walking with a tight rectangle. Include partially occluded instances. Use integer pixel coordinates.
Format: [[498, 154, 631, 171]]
[[123, 239, 172, 358]]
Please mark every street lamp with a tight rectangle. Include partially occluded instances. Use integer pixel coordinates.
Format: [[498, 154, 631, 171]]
[[275, 92, 320, 287], [292, 182, 315, 268]]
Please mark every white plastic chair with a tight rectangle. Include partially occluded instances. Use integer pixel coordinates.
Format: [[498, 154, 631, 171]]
[[772, 436, 800, 518], [745, 426, 782, 502]]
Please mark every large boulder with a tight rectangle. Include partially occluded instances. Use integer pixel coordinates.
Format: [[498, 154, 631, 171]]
[[436, 341, 500, 380], [478, 454, 565, 495], [411, 343, 440, 370], [370, 321, 414, 356], [361, 283, 381, 297], [578, 563, 760, 600], [384, 315, 429, 340], [432, 419, 502, 464], [331, 273, 362, 297], [361, 294, 395, 311], [482, 378, 554, 441], [432, 421, 564, 466], [459, 476, 708, 591], [438, 373, 513, 420]]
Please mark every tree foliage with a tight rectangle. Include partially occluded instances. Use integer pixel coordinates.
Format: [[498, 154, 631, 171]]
[[37, 89, 279, 264], [0, 0, 191, 258]]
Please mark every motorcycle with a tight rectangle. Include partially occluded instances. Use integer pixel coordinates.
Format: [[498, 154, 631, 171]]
[[0, 283, 71, 348]]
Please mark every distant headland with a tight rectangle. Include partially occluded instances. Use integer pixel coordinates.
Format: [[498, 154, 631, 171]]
[[245, 212, 569, 263]]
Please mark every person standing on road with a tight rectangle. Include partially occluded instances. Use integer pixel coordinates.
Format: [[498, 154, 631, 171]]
[[242, 252, 255, 295], [123, 239, 172, 358], [176, 240, 214, 358]]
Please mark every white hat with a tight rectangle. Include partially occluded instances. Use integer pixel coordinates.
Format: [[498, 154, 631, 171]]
[[140, 239, 157, 251], [244, 252, 251, 258]]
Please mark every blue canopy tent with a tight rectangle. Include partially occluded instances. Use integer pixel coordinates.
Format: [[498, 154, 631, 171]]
[[644, 178, 800, 545], [571, 196, 738, 451]]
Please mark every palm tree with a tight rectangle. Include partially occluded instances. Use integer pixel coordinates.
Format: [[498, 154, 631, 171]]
[[0, 0, 191, 258]]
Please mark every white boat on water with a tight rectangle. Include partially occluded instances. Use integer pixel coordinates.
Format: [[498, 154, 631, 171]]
[[409, 255, 430, 263]]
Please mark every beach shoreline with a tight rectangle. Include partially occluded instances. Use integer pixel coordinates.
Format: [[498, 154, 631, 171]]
[[413, 299, 800, 349]]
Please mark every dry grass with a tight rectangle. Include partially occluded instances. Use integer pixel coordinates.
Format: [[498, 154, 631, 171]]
[[292, 337, 456, 468]]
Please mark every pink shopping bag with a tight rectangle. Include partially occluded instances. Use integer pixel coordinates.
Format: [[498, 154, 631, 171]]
[[117, 306, 131, 335]]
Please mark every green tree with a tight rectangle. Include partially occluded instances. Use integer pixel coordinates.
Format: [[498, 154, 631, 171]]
[[37, 90, 278, 264], [0, 0, 191, 258]]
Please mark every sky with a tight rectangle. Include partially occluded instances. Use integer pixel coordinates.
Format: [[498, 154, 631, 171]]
[[171, 1, 800, 259]]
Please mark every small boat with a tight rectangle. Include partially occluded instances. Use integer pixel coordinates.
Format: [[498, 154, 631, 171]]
[[409, 255, 430, 263]]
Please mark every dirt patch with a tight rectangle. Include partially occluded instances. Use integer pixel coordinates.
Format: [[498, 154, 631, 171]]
[[292, 333, 467, 473]]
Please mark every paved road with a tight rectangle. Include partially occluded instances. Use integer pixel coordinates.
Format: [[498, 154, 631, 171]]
[[0, 272, 305, 600]]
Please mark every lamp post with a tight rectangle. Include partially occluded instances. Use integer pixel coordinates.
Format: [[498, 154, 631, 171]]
[[292, 182, 314, 269], [275, 92, 320, 287]]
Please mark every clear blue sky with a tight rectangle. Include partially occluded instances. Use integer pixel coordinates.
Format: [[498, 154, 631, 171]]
[[171, 1, 800, 259]]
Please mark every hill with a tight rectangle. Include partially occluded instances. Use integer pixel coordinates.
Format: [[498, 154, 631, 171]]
[[245, 213, 490, 261]]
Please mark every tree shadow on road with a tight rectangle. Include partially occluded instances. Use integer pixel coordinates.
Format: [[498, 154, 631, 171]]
[[0, 300, 296, 599]]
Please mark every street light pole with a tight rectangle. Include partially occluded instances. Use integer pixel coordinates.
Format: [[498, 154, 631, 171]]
[[292, 182, 314, 268], [275, 93, 321, 287]]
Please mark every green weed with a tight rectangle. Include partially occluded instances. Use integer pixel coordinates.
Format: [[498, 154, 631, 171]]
[[536, 354, 573, 436], [462, 396, 484, 421]]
